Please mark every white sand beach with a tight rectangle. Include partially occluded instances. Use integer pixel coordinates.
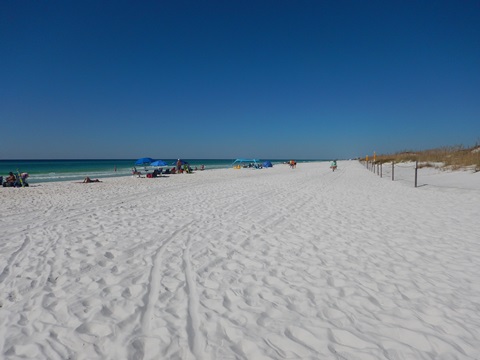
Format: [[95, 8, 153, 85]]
[[1, 161, 479, 360]]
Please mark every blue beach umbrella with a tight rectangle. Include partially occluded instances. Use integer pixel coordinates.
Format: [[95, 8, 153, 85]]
[[150, 160, 167, 167], [263, 161, 273, 168], [135, 157, 154, 165]]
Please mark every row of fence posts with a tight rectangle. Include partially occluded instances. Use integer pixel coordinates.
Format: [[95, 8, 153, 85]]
[[364, 160, 419, 187]]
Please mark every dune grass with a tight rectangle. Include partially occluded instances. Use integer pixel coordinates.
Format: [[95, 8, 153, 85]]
[[365, 144, 480, 172]]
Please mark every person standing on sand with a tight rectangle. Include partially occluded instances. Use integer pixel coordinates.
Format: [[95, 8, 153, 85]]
[[330, 160, 337, 172], [176, 159, 182, 172]]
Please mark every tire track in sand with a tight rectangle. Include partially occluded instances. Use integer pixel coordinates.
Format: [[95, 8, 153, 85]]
[[136, 213, 222, 360], [138, 221, 197, 360], [0, 235, 30, 284], [183, 233, 204, 360]]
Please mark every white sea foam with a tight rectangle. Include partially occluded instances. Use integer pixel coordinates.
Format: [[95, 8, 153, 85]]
[[1, 161, 479, 359]]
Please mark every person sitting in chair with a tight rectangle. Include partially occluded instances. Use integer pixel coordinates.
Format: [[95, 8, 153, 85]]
[[3, 172, 16, 187], [132, 167, 144, 177]]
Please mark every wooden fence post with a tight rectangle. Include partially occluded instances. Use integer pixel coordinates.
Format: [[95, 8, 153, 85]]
[[392, 161, 394, 181], [380, 163, 382, 178], [415, 161, 418, 188]]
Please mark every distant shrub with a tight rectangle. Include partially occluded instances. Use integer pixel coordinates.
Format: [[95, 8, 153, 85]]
[[363, 144, 480, 171]]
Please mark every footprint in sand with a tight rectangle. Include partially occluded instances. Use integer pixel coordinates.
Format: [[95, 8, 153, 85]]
[[97, 259, 107, 267], [263, 333, 310, 358], [329, 328, 375, 349], [76, 322, 113, 337], [286, 326, 329, 354]]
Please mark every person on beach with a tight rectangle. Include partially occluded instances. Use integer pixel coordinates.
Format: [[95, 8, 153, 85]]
[[132, 167, 142, 177], [183, 163, 192, 173], [176, 159, 182, 172], [330, 160, 337, 172], [3, 172, 16, 187], [19, 173, 29, 187], [83, 177, 102, 183], [200, 164, 205, 171]]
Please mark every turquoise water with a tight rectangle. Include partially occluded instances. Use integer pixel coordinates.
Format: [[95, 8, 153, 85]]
[[0, 159, 319, 184]]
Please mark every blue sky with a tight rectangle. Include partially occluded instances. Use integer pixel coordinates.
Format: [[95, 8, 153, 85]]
[[1, 0, 479, 160]]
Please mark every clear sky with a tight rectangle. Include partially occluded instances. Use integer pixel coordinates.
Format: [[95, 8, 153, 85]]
[[1, 1, 479, 160]]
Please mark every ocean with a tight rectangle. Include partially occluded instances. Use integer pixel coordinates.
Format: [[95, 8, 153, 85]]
[[0, 159, 318, 184]]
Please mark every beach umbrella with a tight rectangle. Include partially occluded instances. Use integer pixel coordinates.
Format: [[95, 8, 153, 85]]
[[263, 161, 273, 168], [135, 157, 154, 165], [150, 160, 167, 167]]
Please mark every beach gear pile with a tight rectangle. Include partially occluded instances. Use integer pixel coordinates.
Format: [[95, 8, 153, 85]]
[[1, 172, 29, 187]]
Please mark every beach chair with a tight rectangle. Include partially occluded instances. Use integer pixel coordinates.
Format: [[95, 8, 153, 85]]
[[14, 174, 22, 187], [21, 173, 29, 186], [13, 173, 29, 187]]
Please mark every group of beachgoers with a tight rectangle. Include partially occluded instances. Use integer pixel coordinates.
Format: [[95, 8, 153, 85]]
[[132, 160, 205, 178], [285, 159, 337, 171], [2, 161, 339, 187], [1, 171, 103, 186], [234, 163, 263, 169], [1, 172, 29, 187]]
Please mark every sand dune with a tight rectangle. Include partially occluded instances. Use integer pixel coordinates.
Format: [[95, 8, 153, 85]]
[[1, 161, 479, 359]]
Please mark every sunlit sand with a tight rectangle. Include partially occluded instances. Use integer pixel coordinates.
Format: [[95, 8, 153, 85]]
[[1, 161, 479, 359]]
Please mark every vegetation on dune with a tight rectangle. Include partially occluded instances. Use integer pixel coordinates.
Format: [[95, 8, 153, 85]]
[[363, 143, 480, 172]]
